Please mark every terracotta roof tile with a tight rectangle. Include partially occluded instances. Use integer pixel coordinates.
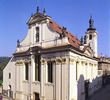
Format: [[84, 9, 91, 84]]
[[49, 19, 81, 48], [98, 55, 101, 59]]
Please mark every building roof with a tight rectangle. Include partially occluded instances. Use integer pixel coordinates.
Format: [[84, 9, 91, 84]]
[[98, 55, 110, 64], [49, 19, 81, 48]]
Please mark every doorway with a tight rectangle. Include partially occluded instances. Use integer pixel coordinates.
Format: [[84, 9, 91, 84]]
[[34, 93, 40, 100]]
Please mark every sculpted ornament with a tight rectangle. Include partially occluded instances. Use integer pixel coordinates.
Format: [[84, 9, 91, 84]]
[[55, 59, 62, 64], [69, 58, 74, 64], [81, 61, 85, 66], [41, 59, 46, 65], [62, 58, 66, 64]]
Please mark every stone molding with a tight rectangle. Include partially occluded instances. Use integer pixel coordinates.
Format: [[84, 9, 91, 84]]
[[94, 64, 97, 67], [69, 58, 74, 64], [55, 59, 62, 64], [15, 59, 31, 66], [41, 59, 46, 65], [81, 61, 85, 66], [89, 63, 92, 66], [62, 58, 66, 64], [15, 61, 24, 66], [16, 91, 23, 94], [41, 58, 67, 65], [40, 96, 45, 99], [42, 20, 49, 24]]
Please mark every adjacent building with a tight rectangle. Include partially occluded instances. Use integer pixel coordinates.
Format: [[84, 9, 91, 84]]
[[3, 7, 100, 100]]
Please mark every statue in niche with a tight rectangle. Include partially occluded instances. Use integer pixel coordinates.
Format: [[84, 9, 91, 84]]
[[62, 27, 66, 37], [17, 39, 20, 47]]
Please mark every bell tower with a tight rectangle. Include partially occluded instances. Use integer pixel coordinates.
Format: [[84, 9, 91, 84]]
[[85, 13, 98, 57]]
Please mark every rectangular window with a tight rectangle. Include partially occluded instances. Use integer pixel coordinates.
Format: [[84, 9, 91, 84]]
[[9, 73, 11, 79], [36, 27, 39, 42], [76, 62, 79, 80], [25, 63, 29, 80], [35, 55, 41, 81], [47, 62, 53, 83]]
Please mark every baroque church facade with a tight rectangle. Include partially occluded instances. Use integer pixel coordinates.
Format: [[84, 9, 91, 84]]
[[3, 7, 101, 100]]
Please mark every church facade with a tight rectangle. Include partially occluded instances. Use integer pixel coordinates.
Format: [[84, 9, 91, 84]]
[[3, 7, 100, 100]]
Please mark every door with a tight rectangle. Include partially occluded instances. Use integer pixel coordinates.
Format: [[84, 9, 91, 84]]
[[35, 93, 40, 100]]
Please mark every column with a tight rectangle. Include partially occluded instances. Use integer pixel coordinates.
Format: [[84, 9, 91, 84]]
[[69, 58, 75, 100], [40, 59, 46, 100], [55, 58, 61, 100]]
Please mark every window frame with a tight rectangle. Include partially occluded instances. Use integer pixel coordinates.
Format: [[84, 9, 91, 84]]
[[47, 61, 53, 83], [25, 63, 29, 80], [36, 27, 39, 42], [35, 55, 41, 81], [89, 34, 92, 40], [9, 73, 11, 79]]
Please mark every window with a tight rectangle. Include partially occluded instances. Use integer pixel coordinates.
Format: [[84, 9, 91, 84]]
[[58, 26, 61, 30], [47, 62, 53, 83], [89, 34, 92, 40], [36, 27, 39, 42], [71, 35, 74, 38], [50, 21, 53, 24], [76, 61, 79, 80], [72, 40, 75, 43], [35, 55, 41, 81], [25, 63, 29, 80], [9, 73, 11, 79]]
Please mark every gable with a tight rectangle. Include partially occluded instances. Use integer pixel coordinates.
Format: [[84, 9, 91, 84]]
[[84, 47, 93, 57], [27, 13, 51, 25]]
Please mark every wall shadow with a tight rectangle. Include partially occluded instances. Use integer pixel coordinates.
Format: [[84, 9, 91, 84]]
[[77, 74, 102, 100]]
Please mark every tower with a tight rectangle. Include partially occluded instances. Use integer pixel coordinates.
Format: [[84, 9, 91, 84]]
[[85, 13, 98, 57]]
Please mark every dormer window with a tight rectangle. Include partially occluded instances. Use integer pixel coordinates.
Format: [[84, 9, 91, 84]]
[[36, 27, 39, 42], [89, 34, 92, 40]]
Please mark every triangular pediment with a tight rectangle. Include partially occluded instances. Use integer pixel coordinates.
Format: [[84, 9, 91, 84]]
[[27, 13, 51, 25]]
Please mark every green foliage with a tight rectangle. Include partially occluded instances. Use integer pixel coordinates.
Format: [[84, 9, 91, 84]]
[[0, 57, 11, 80], [0, 57, 11, 63], [0, 80, 3, 86]]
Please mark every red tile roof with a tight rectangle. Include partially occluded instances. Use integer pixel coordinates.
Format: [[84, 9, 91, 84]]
[[49, 19, 81, 48], [98, 55, 101, 59]]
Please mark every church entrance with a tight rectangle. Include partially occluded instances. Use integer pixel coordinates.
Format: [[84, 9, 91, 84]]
[[34, 93, 40, 100]]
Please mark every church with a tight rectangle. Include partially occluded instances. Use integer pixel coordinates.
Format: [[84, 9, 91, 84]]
[[3, 6, 101, 100]]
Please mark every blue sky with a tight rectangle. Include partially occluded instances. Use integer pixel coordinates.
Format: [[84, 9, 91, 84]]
[[0, 0, 109, 57]]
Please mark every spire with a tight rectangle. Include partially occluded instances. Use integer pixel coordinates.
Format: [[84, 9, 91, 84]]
[[90, 10, 92, 18], [87, 11, 96, 31], [43, 8, 46, 14], [37, 6, 39, 13]]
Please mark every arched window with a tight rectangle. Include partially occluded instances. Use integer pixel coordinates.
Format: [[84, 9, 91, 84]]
[[89, 34, 92, 40], [36, 27, 39, 42]]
